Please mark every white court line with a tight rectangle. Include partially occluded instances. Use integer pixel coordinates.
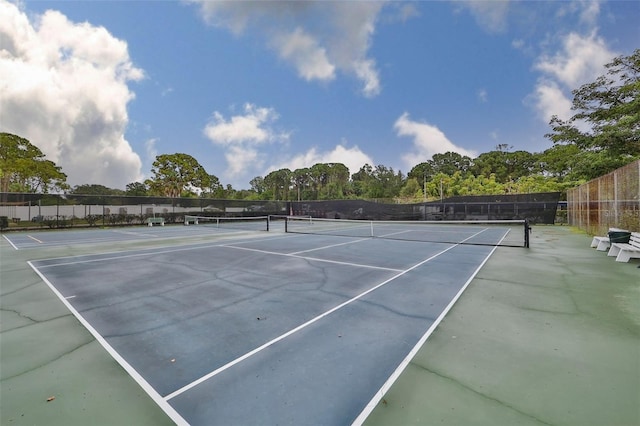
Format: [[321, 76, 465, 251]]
[[2, 234, 19, 250], [163, 242, 460, 401], [33, 242, 242, 268], [352, 229, 510, 426], [27, 235, 44, 243], [111, 229, 160, 238], [225, 244, 403, 273], [32, 232, 283, 267], [377, 229, 413, 238], [379, 227, 492, 239], [27, 261, 189, 426], [29, 226, 495, 421], [288, 237, 370, 255], [11, 227, 254, 250]]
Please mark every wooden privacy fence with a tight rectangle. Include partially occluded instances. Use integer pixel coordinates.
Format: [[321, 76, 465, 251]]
[[567, 160, 640, 235]]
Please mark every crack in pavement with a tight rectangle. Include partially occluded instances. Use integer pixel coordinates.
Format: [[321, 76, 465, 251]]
[[411, 362, 554, 425]]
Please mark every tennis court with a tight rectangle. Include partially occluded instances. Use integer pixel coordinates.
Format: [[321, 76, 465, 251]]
[[23, 218, 519, 425], [2, 216, 271, 250], [4, 222, 639, 426]]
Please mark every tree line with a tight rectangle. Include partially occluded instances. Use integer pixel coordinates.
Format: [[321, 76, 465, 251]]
[[1, 50, 638, 202]]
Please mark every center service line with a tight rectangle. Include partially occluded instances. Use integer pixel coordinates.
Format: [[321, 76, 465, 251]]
[[163, 242, 461, 401]]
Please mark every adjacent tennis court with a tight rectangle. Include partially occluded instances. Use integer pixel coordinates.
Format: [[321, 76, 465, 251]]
[[24, 218, 517, 425], [3, 216, 271, 250]]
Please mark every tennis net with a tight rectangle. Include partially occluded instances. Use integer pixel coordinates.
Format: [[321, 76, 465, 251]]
[[184, 215, 269, 231], [285, 217, 530, 247]]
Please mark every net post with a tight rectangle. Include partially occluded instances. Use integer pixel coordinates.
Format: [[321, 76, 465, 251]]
[[524, 219, 530, 248], [285, 216, 289, 233], [266, 216, 270, 232]]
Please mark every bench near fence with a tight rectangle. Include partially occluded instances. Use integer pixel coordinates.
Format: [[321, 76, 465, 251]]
[[590, 235, 611, 251], [146, 217, 165, 227], [607, 232, 640, 263], [590, 227, 631, 251]]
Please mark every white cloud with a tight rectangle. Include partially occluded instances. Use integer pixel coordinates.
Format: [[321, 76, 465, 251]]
[[203, 103, 290, 179], [204, 103, 372, 184], [394, 113, 477, 167], [530, 31, 617, 123], [0, 1, 144, 189], [270, 27, 335, 82], [457, 0, 510, 33], [268, 143, 374, 177], [579, 0, 601, 26], [556, 0, 602, 26], [529, 79, 573, 123], [395, 3, 421, 23], [477, 88, 488, 103], [187, 0, 384, 97], [204, 103, 287, 145], [535, 31, 614, 88], [511, 39, 525, 50], [225, 145, 260, 177], [145, 138, 158, 162]]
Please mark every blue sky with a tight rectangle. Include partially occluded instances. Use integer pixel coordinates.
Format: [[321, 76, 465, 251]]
[[1, 1, 638, 190]]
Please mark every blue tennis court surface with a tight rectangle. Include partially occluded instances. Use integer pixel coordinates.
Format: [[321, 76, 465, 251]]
[[3, 224, 261, 249], [28, 228, 500, 425]]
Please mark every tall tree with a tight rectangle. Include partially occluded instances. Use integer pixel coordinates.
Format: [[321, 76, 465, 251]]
[[125, 182, 149, 196], [430, 152, 473, 176], [350, 164, 374, 197], [201, 174, 224, 198], [0, 133, 68, 193], [351, 164, 404, 199], [249, 176, 266, 195], [407, 162, 435, 184], [145, 153, 212, 197], [264, 168, 291, 200], [471, 148, 540, 183], [309, 163, 329, 199], [399, 178, 423, 202], [292, 168, 311, 201], [70, 184, 124, 195], [323, 163, 350, 199], [545, 49, 640, 179]]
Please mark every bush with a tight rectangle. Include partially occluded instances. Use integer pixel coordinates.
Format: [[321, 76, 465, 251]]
[[86, 215, 101, 227], [0, 216, 8, 230]]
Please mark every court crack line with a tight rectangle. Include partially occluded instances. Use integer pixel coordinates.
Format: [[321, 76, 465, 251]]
[[0, 307, 40, 324], [412, 363, 553, 425], [163, 243, 459, 401], [0, 338, 94, 382]]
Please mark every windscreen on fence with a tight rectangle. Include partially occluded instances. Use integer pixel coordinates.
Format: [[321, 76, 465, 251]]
[[0, 193, 288, 229], [289, 192, 560, 224], [1, 192, 560, 230], [184, 215, 270, 231]]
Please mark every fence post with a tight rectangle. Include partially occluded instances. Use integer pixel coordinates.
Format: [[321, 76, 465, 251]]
[[613, 169, 618, 226]]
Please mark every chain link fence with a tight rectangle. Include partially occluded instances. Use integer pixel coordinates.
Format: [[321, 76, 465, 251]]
[[567, 159, 640, 235], [0, 194, 288, 230], [1, 192, 561, 231]]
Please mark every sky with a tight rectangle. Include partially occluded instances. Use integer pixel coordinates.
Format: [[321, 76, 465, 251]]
[[1, 1, 638, 190]]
